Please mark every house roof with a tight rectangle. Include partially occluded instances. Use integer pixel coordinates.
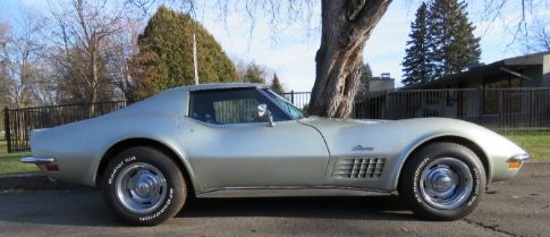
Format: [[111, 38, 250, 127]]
[[403, 51, 549, 90]]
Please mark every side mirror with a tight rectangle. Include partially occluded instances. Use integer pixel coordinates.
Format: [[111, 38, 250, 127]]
[[257, 104, 275, 127]]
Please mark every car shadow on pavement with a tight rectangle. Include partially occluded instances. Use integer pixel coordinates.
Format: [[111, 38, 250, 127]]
[[0, 188, 122, 227], [177, 195, 414, 221], [0, 189, 414, 227]]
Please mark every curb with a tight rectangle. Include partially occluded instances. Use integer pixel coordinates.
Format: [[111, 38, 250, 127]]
[[1, 161, 549, 192]]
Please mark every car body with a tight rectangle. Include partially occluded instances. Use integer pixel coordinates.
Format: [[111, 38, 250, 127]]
[[22, 83, 530, 225]]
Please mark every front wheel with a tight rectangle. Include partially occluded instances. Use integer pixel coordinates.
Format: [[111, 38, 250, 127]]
[[398, 142, 486, 220], [101, 146, 187, 226]]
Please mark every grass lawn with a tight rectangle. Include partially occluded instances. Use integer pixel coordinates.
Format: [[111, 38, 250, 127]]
[[506, 134, 550, 160], [0, 140, 38, 174]]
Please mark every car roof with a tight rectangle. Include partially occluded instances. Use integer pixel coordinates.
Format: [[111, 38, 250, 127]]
[[102, 83, 268, 119], [179, 83, 266, 92]]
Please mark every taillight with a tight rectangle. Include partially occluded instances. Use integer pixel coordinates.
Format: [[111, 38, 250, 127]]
[[45, 163, 59, 171]]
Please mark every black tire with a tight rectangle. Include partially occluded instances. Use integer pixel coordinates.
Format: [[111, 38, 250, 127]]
[[101, 146, 187, 226], [398, 142, 486, 221]]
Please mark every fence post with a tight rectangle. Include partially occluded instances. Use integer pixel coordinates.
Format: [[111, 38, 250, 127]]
[[530, 88, 534, 127], [290, 90, 295, 104], [384, 90, 389, 119], [4, 107, 11, 153], [478, 87, 483, 124]]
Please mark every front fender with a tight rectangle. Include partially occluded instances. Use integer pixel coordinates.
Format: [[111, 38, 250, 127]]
[[303, 117, 527, 191], [389, 120, 528, 190]]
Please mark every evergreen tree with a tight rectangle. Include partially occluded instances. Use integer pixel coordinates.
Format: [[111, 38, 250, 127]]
[[357, 63, 373, 95], [131, 6, 237, 99], [428, 0, 481, 79], [270, 73, 284, 94], [242, 62, 266, 84], [402, 2, 432, 86], [359, 63, 373, 84]]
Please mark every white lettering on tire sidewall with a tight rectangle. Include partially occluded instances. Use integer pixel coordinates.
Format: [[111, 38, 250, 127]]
[[138, 188, 174, 222], [466, 167, 481, 207], [107, 155, 175, 223], [107, 156, 137, 185], [413, 157, 431, 204], [414, 156, 482, 209]]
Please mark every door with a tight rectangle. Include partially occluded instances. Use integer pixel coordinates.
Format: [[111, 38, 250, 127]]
[[179, 88, 329, 190]]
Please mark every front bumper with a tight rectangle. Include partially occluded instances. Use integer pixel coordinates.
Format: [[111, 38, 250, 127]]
[[507, 153, 531, 169], [508, 153, 531, 162]]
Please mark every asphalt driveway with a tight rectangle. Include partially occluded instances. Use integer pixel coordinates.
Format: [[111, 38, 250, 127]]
[[0, 162, 548, 237]]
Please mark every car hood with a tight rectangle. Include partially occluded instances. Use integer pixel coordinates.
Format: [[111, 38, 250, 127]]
[[298, 116, 527, 165], [299, 116, 387, 128], [298, 116, 494, 139], [298, 116, 407, 157]]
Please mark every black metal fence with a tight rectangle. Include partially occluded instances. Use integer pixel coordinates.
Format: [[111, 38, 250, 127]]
[[4, 88, 550, 153], [285, 88, 550, 134], [378, 88, 550, 134], [4, 101, 128, 152], [282, 91, 311, 111]]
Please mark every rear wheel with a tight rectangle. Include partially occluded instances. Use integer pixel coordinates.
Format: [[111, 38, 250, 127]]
[[398, 142, 485, 220], [101, 146, 187, 226]]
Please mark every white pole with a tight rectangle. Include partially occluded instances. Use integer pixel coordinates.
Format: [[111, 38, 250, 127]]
[[193, 34, 199, 85]]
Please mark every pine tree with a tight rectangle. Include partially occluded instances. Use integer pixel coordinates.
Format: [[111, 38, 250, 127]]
[[428, 0, 481, 80], [402, 2, 432, 86], [242, 62, 266, 84], [357, 63, 373, 95], [270, 73, 284, 94], [131, 6, 237, 99], [359, 63, 373, 84]]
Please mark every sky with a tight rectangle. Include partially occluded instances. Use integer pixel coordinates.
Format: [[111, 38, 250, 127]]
[[1, 0, 548, 92]]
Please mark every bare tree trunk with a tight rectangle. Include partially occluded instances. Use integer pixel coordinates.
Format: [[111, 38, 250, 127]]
[[91, 48, 98, 115], [309, 0, 392, 118]]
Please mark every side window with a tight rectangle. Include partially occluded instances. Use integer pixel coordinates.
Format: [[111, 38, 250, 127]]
[[189, 88, 290, 124], [213, 99, 258, 124]]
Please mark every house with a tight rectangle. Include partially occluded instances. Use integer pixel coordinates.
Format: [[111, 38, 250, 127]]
[[353, 51, 550, 127], [404, 51, 550, 90], [354, 73, 395, 119], [397, 51, 550, 125], [365, 73, 395, 91]]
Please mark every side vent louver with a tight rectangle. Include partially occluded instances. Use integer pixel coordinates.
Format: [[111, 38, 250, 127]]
[[332, 157, 386, 179]]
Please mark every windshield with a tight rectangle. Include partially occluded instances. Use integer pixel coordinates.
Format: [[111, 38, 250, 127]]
[[262, 89, 307, 120]]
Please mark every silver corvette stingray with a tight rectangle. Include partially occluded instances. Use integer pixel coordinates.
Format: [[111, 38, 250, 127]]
[[22, 83, 530, 225]]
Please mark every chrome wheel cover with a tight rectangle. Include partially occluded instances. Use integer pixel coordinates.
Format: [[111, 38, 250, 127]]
[[115, 162, 167, 214], [419, 157, 473, 210]]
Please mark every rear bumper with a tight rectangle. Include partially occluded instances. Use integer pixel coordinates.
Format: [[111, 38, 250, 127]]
[[21, 156, 59, 172], [20, 157, 56, 164]]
